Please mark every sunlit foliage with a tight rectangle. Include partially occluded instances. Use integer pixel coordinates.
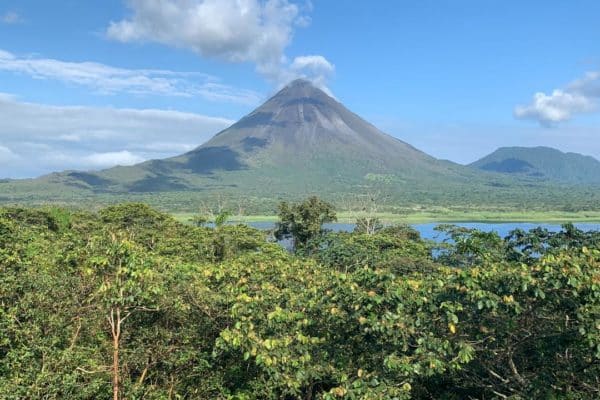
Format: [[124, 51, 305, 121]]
[[1, 202, 598, 399]]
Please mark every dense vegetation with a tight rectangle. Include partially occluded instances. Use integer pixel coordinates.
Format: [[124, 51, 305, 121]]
[[1, 201, 599, 399], [470, 146, 600, 184]]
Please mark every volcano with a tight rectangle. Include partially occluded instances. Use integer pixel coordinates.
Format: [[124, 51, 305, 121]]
[[7, 79, 512, 204], [45, 79, 478, 195]]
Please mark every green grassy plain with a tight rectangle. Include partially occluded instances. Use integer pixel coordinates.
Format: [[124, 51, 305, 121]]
[[173, 209, 600, 225]]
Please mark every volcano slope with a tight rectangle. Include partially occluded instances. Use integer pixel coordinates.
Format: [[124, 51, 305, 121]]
[[1, 80, 598, 212]]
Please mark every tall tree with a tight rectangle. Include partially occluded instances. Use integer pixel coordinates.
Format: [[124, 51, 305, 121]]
[[274, 196, 337, 250], [85, 231, 163, 400]]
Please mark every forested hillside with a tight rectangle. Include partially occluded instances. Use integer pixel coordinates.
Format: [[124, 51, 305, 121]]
[[1, 202, 599, 399], [470, 146, 600, 184]]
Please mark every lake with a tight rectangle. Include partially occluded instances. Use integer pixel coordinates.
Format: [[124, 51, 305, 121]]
[[246, 221, 600, 241]]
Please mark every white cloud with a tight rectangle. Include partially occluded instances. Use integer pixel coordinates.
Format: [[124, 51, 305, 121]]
[[83, 151, 145, 168], [515, 70, 600, 125], [287, 55, 335, 91], [0, 93, 234, 178], [0, 48, 261, 104], [138, 142, 197, 153], [514, 90, 594, 125], [290, 55, 334, 73], [1, 11, 22, 24], [106, 0, 334, 88], [107, 0, 299, 67]]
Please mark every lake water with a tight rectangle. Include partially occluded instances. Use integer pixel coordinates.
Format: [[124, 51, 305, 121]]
[[246, 221, 600, 242]]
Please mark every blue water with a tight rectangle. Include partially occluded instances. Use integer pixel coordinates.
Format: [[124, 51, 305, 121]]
[[247, 221, 600, 242]]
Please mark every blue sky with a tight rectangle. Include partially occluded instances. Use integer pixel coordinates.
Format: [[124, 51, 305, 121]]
[[1, 0, 600, 178]]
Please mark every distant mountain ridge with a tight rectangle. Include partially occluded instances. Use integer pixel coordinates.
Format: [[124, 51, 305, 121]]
[[469, 146, 600, 184]]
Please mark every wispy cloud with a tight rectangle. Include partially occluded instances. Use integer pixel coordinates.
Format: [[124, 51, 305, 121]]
[[1, 11, 22, 24], [515, 70, 600, 125], [106, 0, 334, 89], [0, 49, 261, 104], [0, 93, 234, 178]]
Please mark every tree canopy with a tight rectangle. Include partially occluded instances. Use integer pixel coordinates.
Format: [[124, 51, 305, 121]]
[[274, 196, 337, 250], [1, 203, 599, 399]]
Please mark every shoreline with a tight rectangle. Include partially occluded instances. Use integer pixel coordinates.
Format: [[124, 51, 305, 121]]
[[172, 210, 600, 225]]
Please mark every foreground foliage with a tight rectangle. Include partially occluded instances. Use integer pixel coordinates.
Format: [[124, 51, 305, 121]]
[[1, 203, 599, 399]]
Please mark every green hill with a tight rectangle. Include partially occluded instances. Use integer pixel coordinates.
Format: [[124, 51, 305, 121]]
[[469, 146, 600, 185]]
